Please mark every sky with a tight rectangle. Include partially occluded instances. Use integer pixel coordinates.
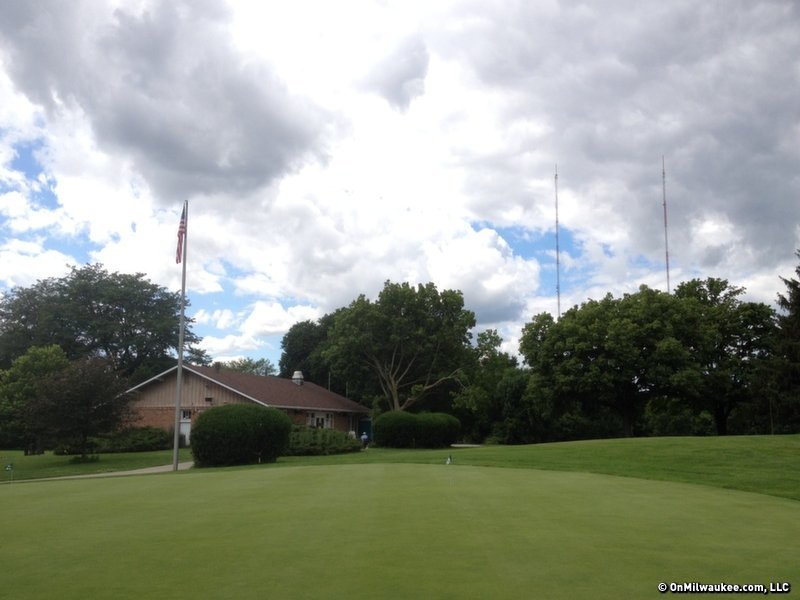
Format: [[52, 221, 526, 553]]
[[0, 0, 798, 367]]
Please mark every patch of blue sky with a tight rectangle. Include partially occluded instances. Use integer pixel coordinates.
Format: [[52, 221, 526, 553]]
[[630, 252, 664, 272], [471, 223, 579, 261], [10, 139, 44, 178], [9, 140, 60, 207], [0, 140, 95, 269], [482, 223, 585, 297]]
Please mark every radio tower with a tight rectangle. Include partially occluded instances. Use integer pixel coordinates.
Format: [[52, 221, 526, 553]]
[[555, 165, 562, 318], [662, 156, 671, 293]]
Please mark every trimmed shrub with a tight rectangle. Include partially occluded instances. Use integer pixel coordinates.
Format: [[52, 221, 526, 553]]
[[373, 411, 461, 448], [55, 427, 174, 455], [100, 427, 172, 453], [373, 411, 419, 448], [191, 404, 292, 467], [417, 413, 461, 447], [286, 426, 362, 456]]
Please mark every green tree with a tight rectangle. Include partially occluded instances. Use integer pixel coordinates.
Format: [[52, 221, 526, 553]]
[[217, 357, 277, 376], [674, 278, 776, 435], [452, 329, 519, 441], [323, 281, 476, 411], [520, 287, 700, 438], [0, 264, 201, 382], [278, 315, 336, 385], [492, 367, 535, 443], [764, 256, 800, 432], [519, 312, 555, 368], [27, 357, 132, 457], [0, 345, 69, 449], [185, 346, 213, 367]]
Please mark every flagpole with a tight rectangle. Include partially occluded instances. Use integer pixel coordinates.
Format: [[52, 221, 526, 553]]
[[554, 164, 562, 320], [662, 156, 671, 293], [173, 199, 188, 471]]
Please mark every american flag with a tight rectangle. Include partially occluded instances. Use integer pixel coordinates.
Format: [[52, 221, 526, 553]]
[[175, 201, 187, 264]]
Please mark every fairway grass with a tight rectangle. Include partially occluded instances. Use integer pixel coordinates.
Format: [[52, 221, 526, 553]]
[[2, 464, 798, 599], [276, 434, 800, 501], [0, 448, 193, 482]]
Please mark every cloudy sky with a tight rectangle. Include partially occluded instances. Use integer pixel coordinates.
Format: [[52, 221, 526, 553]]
[[1, 0, 798, 366]]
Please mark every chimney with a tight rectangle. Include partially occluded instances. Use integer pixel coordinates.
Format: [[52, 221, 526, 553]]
[[291, 371, 304, 386]]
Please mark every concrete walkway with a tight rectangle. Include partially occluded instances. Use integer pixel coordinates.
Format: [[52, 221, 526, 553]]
[[9, 461, 194, 483]]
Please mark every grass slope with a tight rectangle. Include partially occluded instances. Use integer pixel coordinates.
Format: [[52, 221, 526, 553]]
[[2, 464, 798, 599], [277, 434, 800, 501]]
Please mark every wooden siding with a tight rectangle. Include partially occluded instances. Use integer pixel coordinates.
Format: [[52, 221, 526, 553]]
[[129, 370, 360, 434], [130, 370, 251, 410]]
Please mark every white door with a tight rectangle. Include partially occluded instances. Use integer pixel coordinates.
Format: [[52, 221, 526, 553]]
[[180, 409, 192, 445]]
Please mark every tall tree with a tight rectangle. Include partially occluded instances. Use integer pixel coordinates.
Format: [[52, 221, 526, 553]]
[[519, 312, 555, 368], [520, 287, 700, 438], [0, 264, 201, 382], [674, 278, 776, 435], [0, 345, 69, 449], [278, 315, 336, 385], [323, 281, 476, 411], [452, 329, 519, 441], [29, 357, 132, 457], [771, 252, 800, 431]]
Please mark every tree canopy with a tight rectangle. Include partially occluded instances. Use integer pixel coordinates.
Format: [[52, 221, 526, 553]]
[[323, 281, 476, 411], [0, 264, 201, 382], [31, 356, 132, 457], [673, 278, 777, 434], [771, 252, 800, 431], [0, 346, 131, 454], [277, 264, 799, 442], [519, 280, 777, 439], [0, 345, 69, 448], [278, 315, 336, 385], [451, 329, 519, 441], [216, 357, 276, 376]]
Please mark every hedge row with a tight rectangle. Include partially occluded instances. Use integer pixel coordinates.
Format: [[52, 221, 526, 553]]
[[54, 426, 172, 455], [373, 411, 460, 448], [191, 404, 292, 467], [286, 426, 362, 456]]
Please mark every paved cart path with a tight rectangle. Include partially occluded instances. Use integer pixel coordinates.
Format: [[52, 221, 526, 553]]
[[8, 461, 195, 483]]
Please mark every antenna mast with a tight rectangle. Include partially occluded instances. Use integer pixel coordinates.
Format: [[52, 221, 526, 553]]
[[555, 164, 562, 318], [662, 156, 671, 293]]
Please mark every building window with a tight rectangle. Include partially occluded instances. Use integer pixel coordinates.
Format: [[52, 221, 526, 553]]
[[180, 409, 192, 421], [307, 412, 333, 429]]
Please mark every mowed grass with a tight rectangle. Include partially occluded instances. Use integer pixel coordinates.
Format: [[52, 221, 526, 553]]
[[0, 448, 193, 481], [2, 464, 798, 599], [279, 434, 800, 501], [1, 435, 798, 599]]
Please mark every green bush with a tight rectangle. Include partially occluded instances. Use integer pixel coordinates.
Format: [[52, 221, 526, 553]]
[[101, 427, 173, 452], [191, 404, 292, 467], [54, 440, 99, 456], [53, 427, 172, 455], [373, 411, 461, 448], [286, 426, 362, 456], [373, 411, 418, 447], [417, 413, 461, 447]]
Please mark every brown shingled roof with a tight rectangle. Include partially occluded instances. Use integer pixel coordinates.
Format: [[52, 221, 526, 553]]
[[185, 365, 369, 413]]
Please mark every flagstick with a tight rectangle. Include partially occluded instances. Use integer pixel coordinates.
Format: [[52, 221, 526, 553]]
[[173, 200, 188, 471]]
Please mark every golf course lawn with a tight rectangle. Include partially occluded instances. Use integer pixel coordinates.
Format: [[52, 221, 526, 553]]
[[2, 462, 798, 599]]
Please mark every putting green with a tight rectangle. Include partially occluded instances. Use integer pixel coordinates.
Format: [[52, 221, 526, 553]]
[[2, 464, 797, 599]]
